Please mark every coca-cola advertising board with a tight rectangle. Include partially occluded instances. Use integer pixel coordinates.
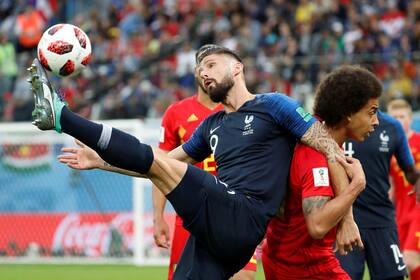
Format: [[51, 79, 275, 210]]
[[0, 212, 175, 258]]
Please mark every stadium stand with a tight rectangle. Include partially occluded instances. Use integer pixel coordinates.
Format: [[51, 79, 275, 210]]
[[1, 0, 420, 122]]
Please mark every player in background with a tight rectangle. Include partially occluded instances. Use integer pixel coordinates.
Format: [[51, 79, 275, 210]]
[[153, 69, 256, 279], [33, 44, 357, 279], [262, 65, 380, 280], [388, 99, 420, 280], [153, 71, 223, 280], [337, 106, 420, 279]]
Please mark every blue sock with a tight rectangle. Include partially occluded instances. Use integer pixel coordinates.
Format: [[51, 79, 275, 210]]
[[60, 107, 154, 173]]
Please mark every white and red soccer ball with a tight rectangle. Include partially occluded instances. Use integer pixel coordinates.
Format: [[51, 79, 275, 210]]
[[37, 23, 92, 77]]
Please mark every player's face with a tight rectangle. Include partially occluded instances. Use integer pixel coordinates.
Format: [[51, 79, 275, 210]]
[[388, 108, 412, 134], [194, 70, 207, 94], [197, 54, 234, 103], [346, 98, 379, 141]]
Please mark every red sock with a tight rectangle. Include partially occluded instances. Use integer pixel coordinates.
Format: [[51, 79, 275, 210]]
[[410, 266, 420, 280]]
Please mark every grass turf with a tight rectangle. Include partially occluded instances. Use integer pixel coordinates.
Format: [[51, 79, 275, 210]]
[[0, 263, 373, 280], [0, 264, 164, 280]]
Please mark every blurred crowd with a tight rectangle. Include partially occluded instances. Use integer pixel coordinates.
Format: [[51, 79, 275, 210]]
[[1, 0, 420, 122]]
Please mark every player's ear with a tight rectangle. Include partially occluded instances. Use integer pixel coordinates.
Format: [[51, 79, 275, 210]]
[[232, 62, 243, 77], [346, 116, 352, 123]]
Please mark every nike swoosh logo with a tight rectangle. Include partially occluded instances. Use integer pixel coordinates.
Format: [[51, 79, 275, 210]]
[[210, 126, 221, 134], [227, 190, 236, 195], [398, 264, 406, 271]]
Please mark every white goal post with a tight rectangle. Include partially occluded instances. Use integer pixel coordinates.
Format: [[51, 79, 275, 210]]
[[0, 119, 173, 265]]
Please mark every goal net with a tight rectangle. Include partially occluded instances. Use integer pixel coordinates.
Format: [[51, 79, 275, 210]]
[[0, 119, 174, 265]]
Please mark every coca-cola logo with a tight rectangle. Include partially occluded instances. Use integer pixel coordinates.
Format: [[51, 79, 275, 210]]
[[52, 213, 133, 257]]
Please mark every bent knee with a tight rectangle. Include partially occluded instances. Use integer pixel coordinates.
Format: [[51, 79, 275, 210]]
[[149, 149, 188, 195]]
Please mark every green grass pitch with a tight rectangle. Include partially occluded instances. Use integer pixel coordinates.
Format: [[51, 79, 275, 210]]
[[0, 263, 374, 280], [0, 264, 264, 280]]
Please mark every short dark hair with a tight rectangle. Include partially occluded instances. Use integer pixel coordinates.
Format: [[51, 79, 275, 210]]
[[313, 65, 382, 127], [195, 44, 242, 64]]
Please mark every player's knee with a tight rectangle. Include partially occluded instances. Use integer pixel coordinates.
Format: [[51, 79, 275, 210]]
[[149, 149, 188, 195]]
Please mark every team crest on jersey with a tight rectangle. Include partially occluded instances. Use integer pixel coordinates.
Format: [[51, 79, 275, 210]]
[[379, 130, 390, 152], [243, 115, 254, 135], [312, 167, 329, 187]]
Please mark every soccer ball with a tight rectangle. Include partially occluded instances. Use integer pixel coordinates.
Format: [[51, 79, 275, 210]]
[[37, 23, 92, 77]]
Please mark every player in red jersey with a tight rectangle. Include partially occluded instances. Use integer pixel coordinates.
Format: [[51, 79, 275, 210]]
[[388, 99, 420, 280], [152, 70, 257, 280], [262, 66, 381, 280]]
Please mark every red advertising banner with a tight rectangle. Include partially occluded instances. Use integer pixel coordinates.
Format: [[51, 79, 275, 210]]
[[0, 213, 175, 257]]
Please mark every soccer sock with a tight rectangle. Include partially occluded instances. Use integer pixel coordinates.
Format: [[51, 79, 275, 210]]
[[60, 107, 154, 173], [410, 266, 420, 280]]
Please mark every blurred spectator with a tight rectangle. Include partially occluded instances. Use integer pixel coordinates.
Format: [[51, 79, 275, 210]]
[[388, 62, 415, 102], [15, 4, 46, 53], [0, 34, 18, 116], [4, 0, 420, 123], [291, 68, 313, 113], [295, 0, 317, 24], [11, 70, 33, 121]]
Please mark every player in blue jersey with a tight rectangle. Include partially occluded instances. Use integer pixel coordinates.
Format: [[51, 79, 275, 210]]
[[28, 45, 364, 279], [337, 111, 420, 280]]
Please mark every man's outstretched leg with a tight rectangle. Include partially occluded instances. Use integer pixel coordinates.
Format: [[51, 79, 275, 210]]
[[29, 58, 185, 195], [28, 58, 208, 225]]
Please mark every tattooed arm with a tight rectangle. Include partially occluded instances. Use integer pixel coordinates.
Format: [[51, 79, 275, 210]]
[[302, 156, 366, 240], [301, 122, 355, 224], [303, 192, 359, 240], [300, 121, 342, 163]]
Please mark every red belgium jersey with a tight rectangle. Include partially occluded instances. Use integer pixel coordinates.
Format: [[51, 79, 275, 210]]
[[159, 95, 223, 224], [159, 95, 223, 171], [390, 132, 420, 225], [263, 143, 347, 279]]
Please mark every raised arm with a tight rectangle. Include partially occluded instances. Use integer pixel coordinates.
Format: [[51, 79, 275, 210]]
[[265, 95, 352, 194], [58, 140, 197, 177], [301, 121, 343, 163]]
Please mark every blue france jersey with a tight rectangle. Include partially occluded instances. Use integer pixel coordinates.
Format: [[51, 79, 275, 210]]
[[182, 93, 316, 218], [344, 111, 414, 228]]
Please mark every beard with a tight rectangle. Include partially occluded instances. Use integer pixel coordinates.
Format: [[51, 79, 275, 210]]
[[208, 75, 234, 103], [195, 77, 207, 93]]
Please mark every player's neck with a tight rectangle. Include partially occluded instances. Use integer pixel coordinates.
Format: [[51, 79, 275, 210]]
[[329, 127, 346, 146], [223, 83, 254, 113], [196, 92, 219, 110]]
